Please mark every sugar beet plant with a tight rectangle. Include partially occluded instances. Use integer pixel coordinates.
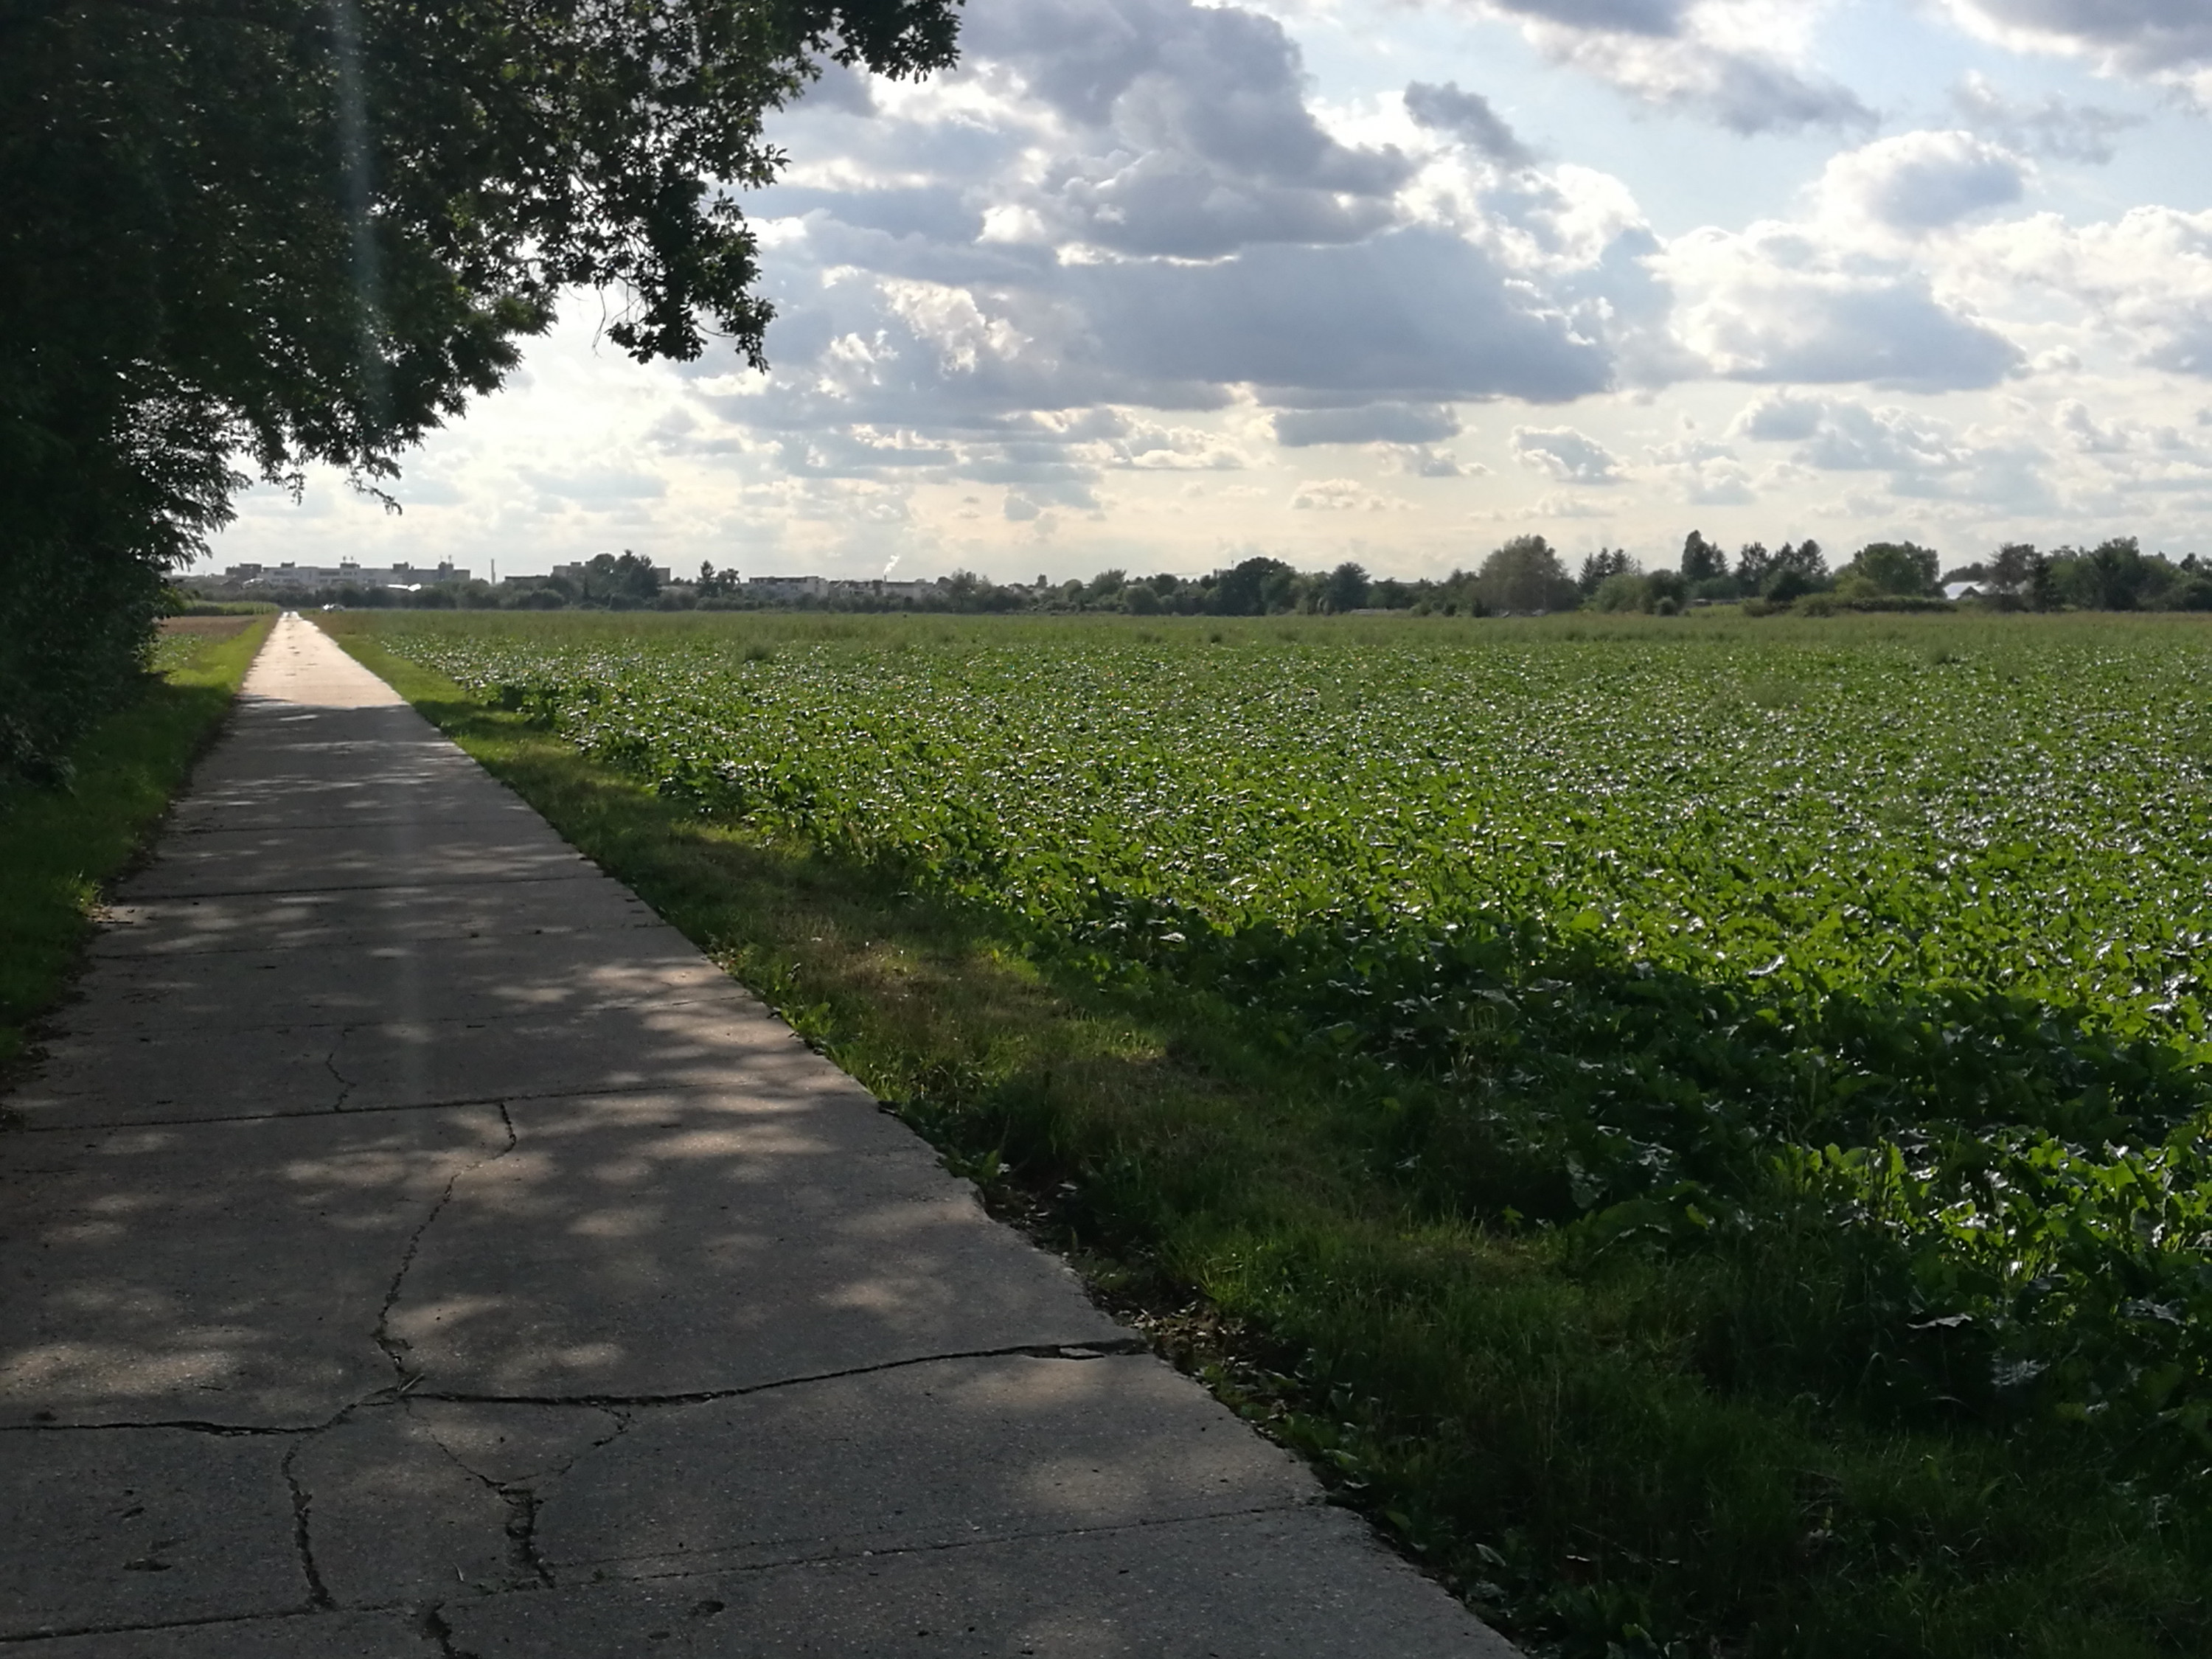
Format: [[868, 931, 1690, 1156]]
[[388, 613, 2212, 1494]]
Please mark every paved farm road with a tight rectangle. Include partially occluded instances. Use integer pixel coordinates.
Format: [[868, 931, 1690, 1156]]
[[0, 613, 1514, 1657]]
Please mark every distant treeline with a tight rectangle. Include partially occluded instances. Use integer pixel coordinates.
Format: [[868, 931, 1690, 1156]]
[[193, 535, 2212, 618]]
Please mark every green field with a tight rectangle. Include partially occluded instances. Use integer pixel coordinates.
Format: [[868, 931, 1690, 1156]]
[[333, 608, 2212, 1658]]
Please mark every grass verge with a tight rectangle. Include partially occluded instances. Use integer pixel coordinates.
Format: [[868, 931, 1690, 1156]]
[[0, 616, 272, 1074], [326, 614, 2207, 1659]]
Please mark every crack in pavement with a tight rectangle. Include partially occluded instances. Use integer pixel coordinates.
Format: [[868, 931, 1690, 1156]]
[[403, 1396, 633, 1596], [0, 1497, 1319, 1645], [406, 1337, 1155, 1411], [0, 1419, 321, 1436], [374, 1104, 518, 1385], [418, 1603, 480, 1658], [280, 1438, 336, 1611], [322, 1046, 356, 1111], [500, 1487, 554, 1589]]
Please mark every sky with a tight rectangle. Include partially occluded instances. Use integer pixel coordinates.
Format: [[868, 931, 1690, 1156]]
[[207, 0, 2212, 585]]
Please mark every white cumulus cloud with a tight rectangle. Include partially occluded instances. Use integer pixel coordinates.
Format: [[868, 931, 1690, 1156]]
[[1816, 131, 2030, 234], [1513, 425, 1626, 481]]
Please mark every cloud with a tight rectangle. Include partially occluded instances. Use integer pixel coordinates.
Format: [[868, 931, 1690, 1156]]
[[1487, 0, 1690, 33], [518, 466, 667, 501], [1727, 392, 2055, 507], [1971, 206, 2212, 379], [1944, 1, 2212, 98], [2055, 399, 2199, 456], [1663, 223, 2023, 390], [1731, 392, 1823, 442], [1082, 232, 1613, 403], [964, 0, 1413, 258], [1474, 0, 1875, 133], [680, 0, 1645, 515], [1528, 492, 1615, 517], [1290, 477, 1406, 509], [1382, 444, 1481, 477], [1513, 425, 1625, 482], [1731, 392, 1978, 475], [1644, 435, 1755, 502], [1404, 81, 1535, 166], [1272, 402, 1463, 446], [1950, 72, 2140, 164], [1817, 131, 2029, 233]]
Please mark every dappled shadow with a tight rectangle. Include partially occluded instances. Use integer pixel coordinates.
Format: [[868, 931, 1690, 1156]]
[[2, 672, 1114, 1424], [0, 629, 1515, 1655]]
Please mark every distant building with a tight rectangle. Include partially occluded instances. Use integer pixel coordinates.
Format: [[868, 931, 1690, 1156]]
[[872, 580, 941, 602], [820, 577, 938, 602], [1943, 580, 1983, 602], [744, 575, 831, 600], [551, 562, 673, 585], [215, 560, 470, 590]]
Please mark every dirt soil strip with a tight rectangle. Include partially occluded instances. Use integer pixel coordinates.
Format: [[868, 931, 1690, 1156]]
[[0, 611, 1516, 1657]]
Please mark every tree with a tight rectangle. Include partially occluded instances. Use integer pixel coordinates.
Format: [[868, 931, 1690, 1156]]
[[1208, 555, 1296, 616], [1321, 561, 1371, 613], [1734, 542, 1774, 591], [1476, 535, 1578, 613], [1644, 568, 1688, 613], [1989, 543, 2038, 595], [1577, 547, 1633, 596], [1, 0, 961, 778], [579, 552, 662, 607], [1589, 571, 1651, 613], [2084, 537, 2156, 610], [1763, 539, 1827, 601], [1846, 542, 1941, 597], [1680, 531, 1726, 585]]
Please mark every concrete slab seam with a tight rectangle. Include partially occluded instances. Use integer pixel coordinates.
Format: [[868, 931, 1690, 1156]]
[[0, 1606, 369, 1652], [529, 1500, 1338, 1600], [5, 1077, 874, 1136], [128, 870, 611, 902]]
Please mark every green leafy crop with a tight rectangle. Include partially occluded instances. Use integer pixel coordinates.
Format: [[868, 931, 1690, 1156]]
[[384, 613, 2212, 1484]]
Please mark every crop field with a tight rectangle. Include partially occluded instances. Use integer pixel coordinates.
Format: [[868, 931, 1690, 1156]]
[[349, 608, 2212, 1656]]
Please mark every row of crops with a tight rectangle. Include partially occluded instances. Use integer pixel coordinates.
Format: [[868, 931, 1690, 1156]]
[[384, 613, 2211, 1471], [377, 611, 2212, 1571]]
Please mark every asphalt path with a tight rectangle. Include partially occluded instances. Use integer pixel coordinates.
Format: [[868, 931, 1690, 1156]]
[[0, 612, 1517, 1657]]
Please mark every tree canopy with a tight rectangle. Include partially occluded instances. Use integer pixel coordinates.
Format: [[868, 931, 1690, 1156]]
[[1843, 541, 1940, 598], [0, 0, 962, 776], [1476, 535, 1577, 614]]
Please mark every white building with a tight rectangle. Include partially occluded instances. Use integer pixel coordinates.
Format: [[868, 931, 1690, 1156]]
[[219, 561, 470, 588], [743, 575, 831, 600]]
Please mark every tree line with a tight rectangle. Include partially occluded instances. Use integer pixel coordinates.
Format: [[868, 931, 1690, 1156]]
[[248, 534, 2212, 620]]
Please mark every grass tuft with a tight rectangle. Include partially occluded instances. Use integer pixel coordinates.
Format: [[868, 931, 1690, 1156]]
[[0, 616, 271, 1074]]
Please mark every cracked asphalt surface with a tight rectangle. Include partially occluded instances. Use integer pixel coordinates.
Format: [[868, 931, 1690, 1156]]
[[0, 614, 1516, 1657]]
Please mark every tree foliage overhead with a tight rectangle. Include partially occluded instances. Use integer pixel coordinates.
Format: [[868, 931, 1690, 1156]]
[[0, 0, 962, 777]]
